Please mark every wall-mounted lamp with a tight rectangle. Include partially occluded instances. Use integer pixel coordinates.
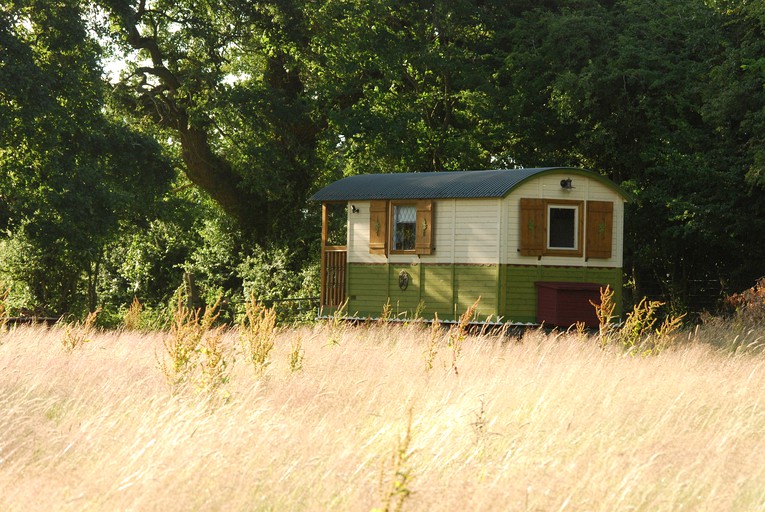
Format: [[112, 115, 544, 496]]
[[560, 178, 574, 190], [351, 204, 360, 213]]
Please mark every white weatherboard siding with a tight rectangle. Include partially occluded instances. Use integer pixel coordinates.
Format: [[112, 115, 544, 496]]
[[346, 199, 502, 265], [431, 199, 455, 263], [347, 201, 375, 264], [505, 174, 625, 267], [344, 173, 624, 267], [387, 198, 499, 264], [451, 199, 501, 264]]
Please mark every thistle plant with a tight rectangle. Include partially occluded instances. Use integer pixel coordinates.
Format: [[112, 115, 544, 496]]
[[0, 283, 9, 334], [408, 300, 426, 326], [240, 294, 277, 375], [423, 312, 442, 372], [61, 308, 101, 352], [123, 296, 143, 331], [378, 299, 392, 325], [449, 298, 480, 376], [326, 299, 348, 346], [289, 333, 304, 373], [199, 324, 229, 394], [470, 398, 490, 446], [592, 289, 685, 356], [590, 285, 616, 346], [652, 311, 685, 354], [159, 291, 225, 391]]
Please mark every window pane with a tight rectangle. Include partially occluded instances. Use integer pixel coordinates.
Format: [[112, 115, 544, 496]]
[[549, 207, 576, 249], [394, 205, 416, 251]]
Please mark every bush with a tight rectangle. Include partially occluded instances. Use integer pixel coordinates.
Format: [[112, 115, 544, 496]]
[[237, 244, 320, 323], [724, 277, 765, 325]]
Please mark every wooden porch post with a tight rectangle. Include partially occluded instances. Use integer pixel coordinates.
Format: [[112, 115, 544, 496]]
[[320, 202, 329, 308]]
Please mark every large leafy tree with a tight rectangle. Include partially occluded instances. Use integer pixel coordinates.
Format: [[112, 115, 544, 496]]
[[98, 0, 532, 229], [99, 0, 322, 243], [496, 0, 765, 307], [0, 0, 172, 313], [312, 0, 514, 175], [3, 0, 764, 316]]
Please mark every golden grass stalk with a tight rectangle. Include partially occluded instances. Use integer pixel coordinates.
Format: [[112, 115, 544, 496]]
[[2, 320, 765, 511], [375, 408, 415, 512]]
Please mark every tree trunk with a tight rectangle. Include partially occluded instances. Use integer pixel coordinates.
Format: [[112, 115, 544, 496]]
[[179, 126, 266, 238]]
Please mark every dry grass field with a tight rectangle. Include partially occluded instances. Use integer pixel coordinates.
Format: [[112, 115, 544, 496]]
[[1, 320, 764, 511]]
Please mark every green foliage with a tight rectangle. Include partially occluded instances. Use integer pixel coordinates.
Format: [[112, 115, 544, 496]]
[[0, 282, 9, 333], [504, 0, 765, 307], [237, 243, 320, 322], [2, 0, 765, 320], [0, 231, 78, 315], [0, 0, 172, 315], [314, 0, 510, 176]]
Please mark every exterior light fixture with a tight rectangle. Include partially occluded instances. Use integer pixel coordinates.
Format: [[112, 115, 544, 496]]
[[560, 178, 573, 190], [351, 205, 360, 213]]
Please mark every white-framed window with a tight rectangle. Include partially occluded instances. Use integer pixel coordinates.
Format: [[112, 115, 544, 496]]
[[392, 204, 417, 251], [547, 204, 578, 250]]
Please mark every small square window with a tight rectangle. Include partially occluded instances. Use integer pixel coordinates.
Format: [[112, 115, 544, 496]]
[[548, 205, 578, 250], [393, 205, 416, 251]]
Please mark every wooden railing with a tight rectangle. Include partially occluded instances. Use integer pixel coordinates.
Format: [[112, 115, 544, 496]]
[[321, 247, 347, 308]]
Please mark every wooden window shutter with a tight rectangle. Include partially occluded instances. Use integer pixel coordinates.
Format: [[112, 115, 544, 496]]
[[586, 201, 613, 259], [415, 200, 434, 255], [369, 200, 388, 255], [519, 198, 545, 256]]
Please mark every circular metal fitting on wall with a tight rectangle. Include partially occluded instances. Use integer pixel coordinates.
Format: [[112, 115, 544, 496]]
[[398, 270, 410, 291]]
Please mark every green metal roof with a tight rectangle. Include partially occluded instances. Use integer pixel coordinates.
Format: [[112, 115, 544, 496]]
[[310, 168, 630, 201]]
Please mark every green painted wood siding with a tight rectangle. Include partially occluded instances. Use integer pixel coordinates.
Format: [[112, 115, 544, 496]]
[[455, 266, 499, 320], [347, 263, 499, 321], [345, 264, 388, 317], [421, 266, 453, 319], [346, 263, 620, 323]]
